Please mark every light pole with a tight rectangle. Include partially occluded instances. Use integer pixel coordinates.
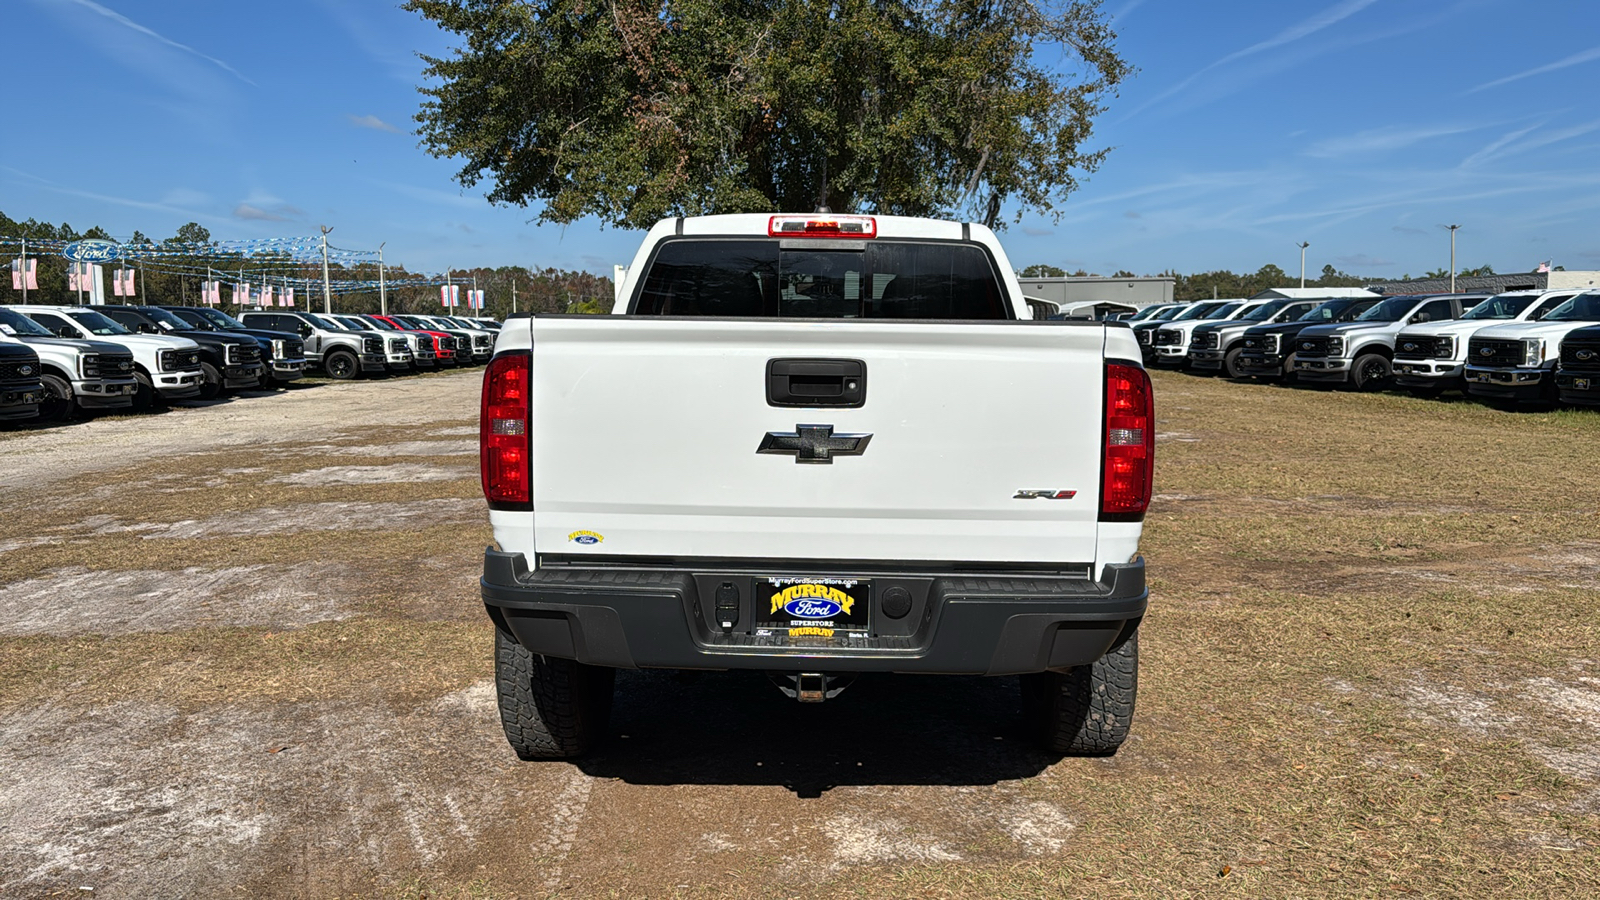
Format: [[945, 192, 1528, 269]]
[[1296, 241, 1310, 289], [1446, 224, 1460, 293], [319, 225, 334, 315], [377, 241, 388, 315]]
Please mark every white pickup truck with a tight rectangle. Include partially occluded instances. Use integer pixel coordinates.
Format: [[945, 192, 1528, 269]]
[[479, 214, 1153, 758]]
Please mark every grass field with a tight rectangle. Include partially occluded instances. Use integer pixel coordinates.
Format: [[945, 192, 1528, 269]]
[[1, 369, 1596, 898]]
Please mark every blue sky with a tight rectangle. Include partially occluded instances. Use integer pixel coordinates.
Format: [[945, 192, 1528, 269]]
[[3, 0, 1599, 279]]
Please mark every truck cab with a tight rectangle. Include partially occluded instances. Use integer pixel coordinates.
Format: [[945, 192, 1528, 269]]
[[0, 306, 136, 420], [479, 213, 1151, 759], [1291, 294, 1478, 390], [1188, 299, 1320, 377], [14, 304, 203, 407], [1465, 291, 1600, 404], [92, 304, 265, 400], [1392, 290, 1572, 396]]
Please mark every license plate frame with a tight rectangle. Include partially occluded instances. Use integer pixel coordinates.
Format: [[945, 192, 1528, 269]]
[[752, 577, 871, 638]]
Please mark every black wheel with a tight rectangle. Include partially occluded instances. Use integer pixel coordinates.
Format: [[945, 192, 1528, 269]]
[[132, 371, 158, 410], [324, 350, 358, 381], [495, 628, 614, 759], [1349, 353, 1391, 391], [1224, 347, 1247, 379], [39, 373, 74, 422], [1281, 352, 1299, 384], [1022, 628, 1139, 755], [198, 362, 223, 400]]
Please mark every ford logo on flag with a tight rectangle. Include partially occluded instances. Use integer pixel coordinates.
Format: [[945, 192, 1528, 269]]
[[62, 239, 124, 263]]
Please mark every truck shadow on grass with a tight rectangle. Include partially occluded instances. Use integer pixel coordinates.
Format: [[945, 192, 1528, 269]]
[[576, 669, 1055, 797]]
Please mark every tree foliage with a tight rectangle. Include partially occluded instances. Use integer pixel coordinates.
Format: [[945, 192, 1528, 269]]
[[407, 0, 1130, 228]]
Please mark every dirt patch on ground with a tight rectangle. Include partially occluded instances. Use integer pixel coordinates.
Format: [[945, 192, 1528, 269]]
[[130, 499, 480, 540], [0, 564, 360, 636], [268, 463, 472, 486]]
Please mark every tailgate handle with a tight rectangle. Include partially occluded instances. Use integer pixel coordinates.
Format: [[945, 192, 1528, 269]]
[[767, 358, 866, 407]]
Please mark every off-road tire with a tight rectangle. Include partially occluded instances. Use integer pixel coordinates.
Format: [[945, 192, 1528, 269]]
[[198, 362, 223, 400], [495, 627, 614, 759], [324, 350, 358, 380], [1224, 347, 1247, 379], [39, 373, 74, 422], [132, 371, 158, 410], [1349, 352, 1391, 391], [1023, 629, 1138, 755], [1280, 352, 1299, 384]]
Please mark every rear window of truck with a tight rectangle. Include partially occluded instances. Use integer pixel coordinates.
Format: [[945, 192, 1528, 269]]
[[632, 239, 1012, 319]]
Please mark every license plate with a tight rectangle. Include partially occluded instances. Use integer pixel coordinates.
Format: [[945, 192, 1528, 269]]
[[22, 393, 39, 403], [753, 577, 870, 637], [1578, 378, 1592, 390]]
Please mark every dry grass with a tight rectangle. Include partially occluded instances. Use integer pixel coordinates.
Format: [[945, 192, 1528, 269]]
[[1, 369, 1597, 898]]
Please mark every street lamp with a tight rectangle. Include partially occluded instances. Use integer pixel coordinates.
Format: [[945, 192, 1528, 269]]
[[1296, 241, 1310, 289], [1446, 224, 1460, 293]]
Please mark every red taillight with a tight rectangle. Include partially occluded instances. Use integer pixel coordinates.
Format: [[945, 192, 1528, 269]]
[[481, 351, 531, 506], [1101, 363, 1154, 520], [767, 214, 877, 238]]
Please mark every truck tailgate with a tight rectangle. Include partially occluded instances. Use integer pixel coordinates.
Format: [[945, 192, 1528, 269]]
[[528, 317, 1106, 565]]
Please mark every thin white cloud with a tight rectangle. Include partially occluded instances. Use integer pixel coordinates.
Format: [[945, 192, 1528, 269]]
[[1306, 123, 1484, 159], [1468, 44, 1600, 94], [348, 114, 403, 134], [234, 204, 288, 222], [1124, 0, 1381, 119], [1108, 0, 1147, 23], [1461, 119, 1600, 168], [59, 0, 255, 86]]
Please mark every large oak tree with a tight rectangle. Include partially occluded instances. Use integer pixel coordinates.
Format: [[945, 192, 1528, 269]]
[[407, 0, 1129, 228]]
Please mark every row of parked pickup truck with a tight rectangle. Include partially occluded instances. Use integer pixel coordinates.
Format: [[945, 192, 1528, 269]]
[[0, 304, 500, 424], [1131, 288, 1600, 406]]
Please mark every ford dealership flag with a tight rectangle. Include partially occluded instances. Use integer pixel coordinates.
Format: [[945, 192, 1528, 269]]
[[284, 287, 295, 307], [11, 258, 38, 291]]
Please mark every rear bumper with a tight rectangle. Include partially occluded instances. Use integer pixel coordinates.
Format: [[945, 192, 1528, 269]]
[[482, 549, 1148, 676]]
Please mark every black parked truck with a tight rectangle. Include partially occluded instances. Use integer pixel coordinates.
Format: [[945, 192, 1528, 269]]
[[0, 341, 45, 423], [91, 305, 265, 400], [158, 306, 307, 388], [1555, 324, 1600, 406], [1234, 296, 1383, 381]]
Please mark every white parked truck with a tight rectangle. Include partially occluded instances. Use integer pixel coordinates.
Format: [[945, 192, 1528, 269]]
[[1392, 289, 1580, 396], [479, 213, 1152, 758], [1464, 291, 1600, 404], [15, 304, 203, 407], [0, 306, 137, 420]]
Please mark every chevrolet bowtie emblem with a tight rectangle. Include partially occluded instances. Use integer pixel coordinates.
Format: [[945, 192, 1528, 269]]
[[757, 424, 872, 464]]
